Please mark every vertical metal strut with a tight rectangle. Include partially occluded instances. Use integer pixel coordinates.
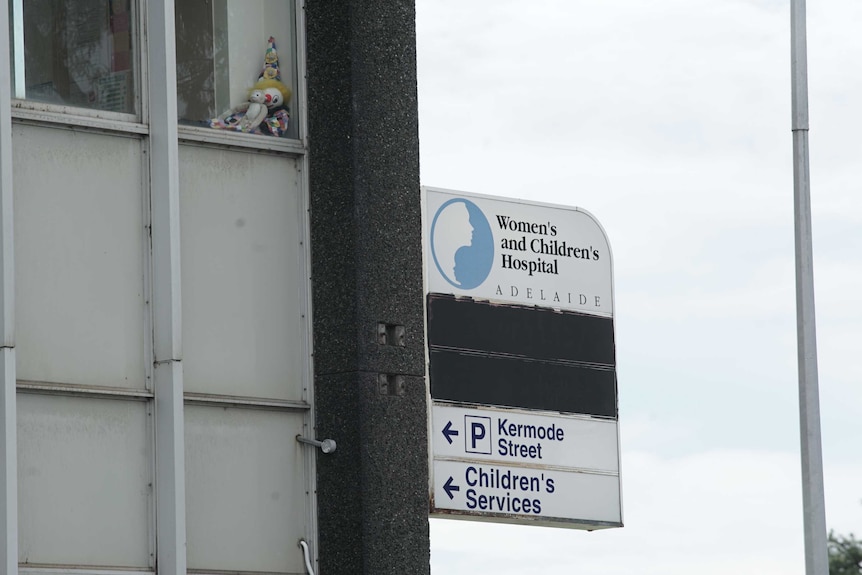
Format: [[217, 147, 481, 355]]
[[790, 1, 829, 574], [0, 0, 17, 572]]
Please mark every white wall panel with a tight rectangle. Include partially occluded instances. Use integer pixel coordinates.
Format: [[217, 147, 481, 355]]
[[185, 404, 307, 573], [17, 393, 151, 568], [179, 145, 305, 401], [13, 126, 146, 389]]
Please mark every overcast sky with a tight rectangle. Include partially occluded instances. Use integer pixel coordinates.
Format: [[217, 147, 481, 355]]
[[415, 1, 862, 573]]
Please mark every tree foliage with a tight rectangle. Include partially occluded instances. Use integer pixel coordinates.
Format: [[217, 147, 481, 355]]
[[829, 530, 862, 575]]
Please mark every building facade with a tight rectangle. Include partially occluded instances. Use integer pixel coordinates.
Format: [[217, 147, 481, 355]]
[[0, 1, 429, 573]]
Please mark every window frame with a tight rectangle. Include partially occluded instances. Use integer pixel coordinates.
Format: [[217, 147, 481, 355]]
[[7, 0, 307, 150], [10, 0, 145, 125]]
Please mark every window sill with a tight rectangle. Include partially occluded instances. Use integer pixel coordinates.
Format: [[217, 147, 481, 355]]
[[178, 124, 306, 155], [11, 100, 147, 135], [9, 102, 307, 155]]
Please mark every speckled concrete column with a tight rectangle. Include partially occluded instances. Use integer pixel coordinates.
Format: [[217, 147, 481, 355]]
[[306, 1, 430, 574]]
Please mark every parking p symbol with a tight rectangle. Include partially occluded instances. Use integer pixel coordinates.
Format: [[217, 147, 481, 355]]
[[464, 415, 492, 454], [471, 422, 485, 448]]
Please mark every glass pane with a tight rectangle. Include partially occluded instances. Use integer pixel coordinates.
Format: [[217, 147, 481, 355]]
[[14, 126, 147, 389], [16, 0, 136, 114], [18, 393, 151, 568], [176, 0, 298, 139], [185, 405, 308, 573], [179, 145, 306, 400]]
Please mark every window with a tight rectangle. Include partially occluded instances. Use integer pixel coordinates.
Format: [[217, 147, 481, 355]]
[[11, 0, 137, 115], [7, 0, 300, 136], [176, 0, 299, 139]]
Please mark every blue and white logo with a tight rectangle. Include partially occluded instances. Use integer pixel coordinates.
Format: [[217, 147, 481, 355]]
[[430, 198, 494, 289]]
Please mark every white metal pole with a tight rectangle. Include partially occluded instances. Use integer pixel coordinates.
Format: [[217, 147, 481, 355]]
[[148, 1, 187, 574], [790, 1, 829, 574], [0, 0, 18, 572]]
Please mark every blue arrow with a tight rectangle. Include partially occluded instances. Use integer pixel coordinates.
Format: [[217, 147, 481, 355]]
[[443, 476, 460, 500], [442, 421, 459, 444]]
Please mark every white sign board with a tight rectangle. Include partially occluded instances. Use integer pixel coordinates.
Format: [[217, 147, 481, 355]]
[[432, 459, 620, 528], [424, 187, 613, 316], [431, 404, 621, 527], [432, 404, 619, 472], [424, 188, 622, 530]]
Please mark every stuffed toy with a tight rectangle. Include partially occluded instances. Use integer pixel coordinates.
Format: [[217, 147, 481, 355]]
[[212, 78, 292, 134], [210, 37, 292, 136]]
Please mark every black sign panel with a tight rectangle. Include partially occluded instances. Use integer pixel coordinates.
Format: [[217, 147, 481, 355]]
[[427, 294, 617, 417]]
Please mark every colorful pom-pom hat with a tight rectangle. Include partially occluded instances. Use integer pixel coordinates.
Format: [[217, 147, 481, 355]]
[[260, 36, 281, 81]]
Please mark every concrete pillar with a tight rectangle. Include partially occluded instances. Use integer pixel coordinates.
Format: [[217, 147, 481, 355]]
[[306, 1, 430, 573]]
